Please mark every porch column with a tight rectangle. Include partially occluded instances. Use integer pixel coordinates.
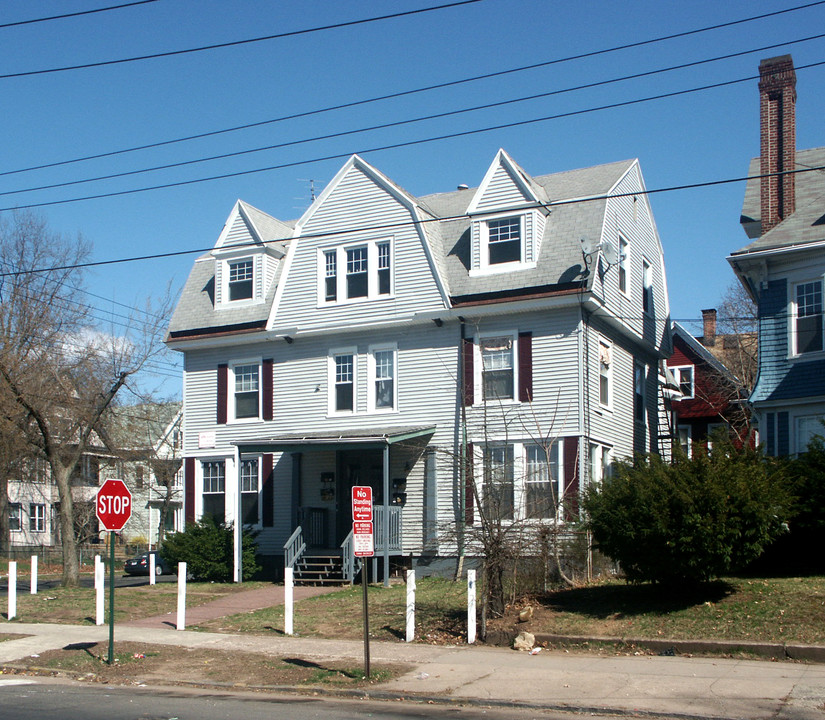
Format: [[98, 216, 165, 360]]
[[233, 445, 242, 583], [383, 443, 390, 587]]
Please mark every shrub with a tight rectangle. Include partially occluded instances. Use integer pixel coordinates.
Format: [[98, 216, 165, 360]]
[[160, 516, 260, 581], [582, 438, 789, 585]]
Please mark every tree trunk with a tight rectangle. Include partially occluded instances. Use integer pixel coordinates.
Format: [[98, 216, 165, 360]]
[[156, 481, 174, 545], [52, 463, 80, 586]]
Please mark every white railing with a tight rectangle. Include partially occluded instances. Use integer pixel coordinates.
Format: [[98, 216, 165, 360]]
[[374, 505, 402, 552], [341, 530, 355, 582], [283, 525, 306, 569]]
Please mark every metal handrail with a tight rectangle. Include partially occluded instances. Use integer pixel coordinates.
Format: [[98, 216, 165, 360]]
[[283, 525, 306, 569], [340, 530, 355, 583]]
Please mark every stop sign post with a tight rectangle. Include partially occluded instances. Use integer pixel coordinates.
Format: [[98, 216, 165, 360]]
[[96, 479, 133, 664]]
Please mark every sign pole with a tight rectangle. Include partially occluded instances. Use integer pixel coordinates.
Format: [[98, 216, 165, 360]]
[[361, 559, 370, 679], [108, 530, 115, 664]]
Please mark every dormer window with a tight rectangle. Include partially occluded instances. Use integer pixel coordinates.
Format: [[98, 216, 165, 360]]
[[228, 259, 253, 301], [488, 217, 521, 264], [318, 239, 393, 305]]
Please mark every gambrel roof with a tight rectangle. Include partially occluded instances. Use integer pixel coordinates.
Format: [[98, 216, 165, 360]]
[[167, 153, 643, 341]]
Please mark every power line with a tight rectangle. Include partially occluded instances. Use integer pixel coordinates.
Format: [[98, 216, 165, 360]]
[[2, 163, 823, 279], [5, 31, 825, 198], [4, 0, 823, 178], [5, 59, 825, 214], [0, 0, 483, 81], [0, 0, 157, 30]]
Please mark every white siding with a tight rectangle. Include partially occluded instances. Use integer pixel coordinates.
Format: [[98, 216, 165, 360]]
[[474, 164, 531, 212]]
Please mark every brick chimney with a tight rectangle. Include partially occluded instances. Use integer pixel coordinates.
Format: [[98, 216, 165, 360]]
[[701, 308, 717, 347], [759, 55, 796, 235]]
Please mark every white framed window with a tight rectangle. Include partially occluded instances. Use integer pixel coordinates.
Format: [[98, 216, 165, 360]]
[[598, 340, 612, 408], [478, 333, 517, 402], [29, 503, 45, 532], [642, 259, 653, 315], [524, 443, 561, 519], [368, 345, 397, 413], [672, 365, 694, 399], [634, 363, 646, 426], [588, 443, 611, 486], [228, 258, 254, 301], [330, 349, 356, 414], [678, 425, 692, 457], [618, 236, 629, 295], [792, 280, 824, 355], [232, 362, 260, 421], [795, 414, 824, 454], [487, 216, 522, 265], [240, 458, 260, 526], [9, 503, 22, 532], [319, 239, 393, 304], [201, 460, 226, 523], [475, 440, 565, 523]]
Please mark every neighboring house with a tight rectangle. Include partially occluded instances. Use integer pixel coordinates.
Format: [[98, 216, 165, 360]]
[[166, 149, 673, 579], [7, 404, 183, 550], [668, 320, 752, 456], [729, 55, 825, 456]]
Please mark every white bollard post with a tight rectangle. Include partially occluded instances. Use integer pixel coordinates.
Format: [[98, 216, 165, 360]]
[[176, 562, 186, 630], [284, 567, 294, 636], [30, 555, 38, 595], [95, 555, 104, 626], [467, 569, 477, 645], [8, 561, 17, 620], [149, 553, 156, 586], [406, 569, 415, 642]]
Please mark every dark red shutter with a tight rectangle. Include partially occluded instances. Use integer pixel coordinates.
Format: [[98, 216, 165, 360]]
[[518, 331, 533, 402], [462, 337, 474, 406], [261, 453, 274, 527], [184, 457, 195, 524], [464, 442, 474, 525], [262, 358, 274, 421], [563, 437, 580, 520], [216, 364, 228, 425]]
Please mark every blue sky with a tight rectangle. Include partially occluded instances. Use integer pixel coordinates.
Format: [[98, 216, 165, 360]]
[[2, 0, 824, 398]]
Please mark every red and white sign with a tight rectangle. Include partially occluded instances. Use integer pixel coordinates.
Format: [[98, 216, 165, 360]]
[[351, 486, 373, 522], [352, 487, 374, 557], [96, 478, 133, 532]]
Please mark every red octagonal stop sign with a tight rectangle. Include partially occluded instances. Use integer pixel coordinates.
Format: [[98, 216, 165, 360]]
[[96, 478, 133, 532]]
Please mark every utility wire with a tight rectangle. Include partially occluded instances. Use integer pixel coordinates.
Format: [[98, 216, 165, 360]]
[[2, 163, 822, 279], [0, 0, 157, 30], [4, 59, 825, 214], [3, 0, 822, 178], [5, 31, 825, 198], [0, 0, 483, 80]]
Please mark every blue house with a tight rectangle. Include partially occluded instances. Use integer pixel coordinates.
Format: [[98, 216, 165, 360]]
[[729, 55, 825, 455]]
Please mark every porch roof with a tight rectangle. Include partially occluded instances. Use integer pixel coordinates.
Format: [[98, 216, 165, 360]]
[[231, 425, 436, 453]]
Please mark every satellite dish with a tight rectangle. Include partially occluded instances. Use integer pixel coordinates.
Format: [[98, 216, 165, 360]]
[[601, 239, 619, 265], [579, 237, 594, 256]]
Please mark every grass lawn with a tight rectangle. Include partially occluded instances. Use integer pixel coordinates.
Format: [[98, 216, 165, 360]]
[[193, 576, 825, 647]]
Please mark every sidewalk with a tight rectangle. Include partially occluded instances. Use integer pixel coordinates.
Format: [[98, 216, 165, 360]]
[[2, 584, 825, 720]]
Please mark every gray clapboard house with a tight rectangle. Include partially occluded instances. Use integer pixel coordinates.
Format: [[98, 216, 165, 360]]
[[166, 150, 672, 581]]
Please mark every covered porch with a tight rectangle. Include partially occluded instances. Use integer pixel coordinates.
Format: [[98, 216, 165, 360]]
[[233, 425, 435, 585]]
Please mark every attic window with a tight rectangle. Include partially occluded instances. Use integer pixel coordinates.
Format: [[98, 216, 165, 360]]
[[228, 260, 253, 301], [487, 217, 521, 264]]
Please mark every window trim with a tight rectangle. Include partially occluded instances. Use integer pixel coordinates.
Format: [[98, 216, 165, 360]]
[[229, 359, 262, 423], [598, 338, 612, 409], [329, 347, 358, 416], [618, 235, 629, 295], [634, 362, 647, 426], [672, 365, 695, 399], [240, 456, 261, 527], [227, 258, 254, 302], [367, 344, 398, 414], [790, 278, 825, 358], [9, 502, 22, 532], [470, 212, 540, 276], [642, 258, 653, 315], [200, 459, 227, 523], [678, 424, 692, 458], [29, 503, 46, 533], [317, 238, 394, 306], [474, 331, 519, 405]]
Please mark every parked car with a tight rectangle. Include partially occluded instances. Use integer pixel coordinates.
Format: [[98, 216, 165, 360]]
[[124, 550, 171, 576]]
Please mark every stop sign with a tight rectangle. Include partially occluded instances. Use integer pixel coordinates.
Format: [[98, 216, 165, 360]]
[[96, 478, 133, 532]]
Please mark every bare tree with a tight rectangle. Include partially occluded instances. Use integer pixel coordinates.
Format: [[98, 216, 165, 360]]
[[0, 211, 170, 586]]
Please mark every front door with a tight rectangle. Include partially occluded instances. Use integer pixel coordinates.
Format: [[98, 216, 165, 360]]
[[335, 449, 383, 544]]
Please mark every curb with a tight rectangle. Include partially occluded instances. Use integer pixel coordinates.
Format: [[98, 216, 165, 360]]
[[0, 663, 753, 720]]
